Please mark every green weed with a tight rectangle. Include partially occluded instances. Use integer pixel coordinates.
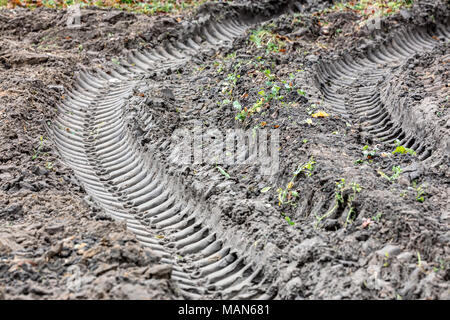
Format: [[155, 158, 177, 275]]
[[216, 165, 230, 179], [277, 158, 316, 207], [378, 165, 402, 182], [392, 139, 416, 156], [32, 136, 45, 160], [413, 182, 427, 203], [248, 25, 286, 54], [2, 0, 208, 15], [281, 213, 295, 226], [315, 178, 361, 228]]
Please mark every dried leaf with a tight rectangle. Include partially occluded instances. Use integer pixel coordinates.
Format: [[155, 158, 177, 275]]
[[362, 218, 373, 229], [311, 110, 330, 118]]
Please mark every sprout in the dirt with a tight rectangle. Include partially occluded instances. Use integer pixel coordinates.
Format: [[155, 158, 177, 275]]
[[32, 136, 45, 160], [315, 178, 362, 228], [392, 139, 416, 156], [378, 166, 402, 182], [216, 165, 230, 179], [233, 100, 242, 110]]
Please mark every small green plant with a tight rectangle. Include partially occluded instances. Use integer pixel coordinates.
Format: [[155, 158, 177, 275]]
[[233, 100, 242, 110], [32, 136, 45, 160], [235, 98, 265, 122], [263, 69, 276, 81], [372, 212, 383, 222], [277, 158, 316, 206], [355, 145, 378, 164], [433, 259, 445, 272], [233, 70, 296, 122], [222, 72, 241, 97], [378, 165, 402, 182], [213, 61, 225, 74], [248, 25, 285, 54], [362, 145, 377, 159], [257, 85, 284, 102], [220, 99, 231, 106], [293, 158, 316, 177], [392, 139, 416, 156], [249, 27, 271, 48], [216, 165, 230, 179], [344, 182, 362, 227], [266, 41, 279, 53], [226, 73, 240, 86], [277, 184, 299, 207], [281, 213, 295, 226], [414, 183, 427, 203], [315, 178, 362, 228], [383, 252, 390, 267], [391, 166, 402, 179], [235, 84, 284, 122], [225, 52, 237, 60]]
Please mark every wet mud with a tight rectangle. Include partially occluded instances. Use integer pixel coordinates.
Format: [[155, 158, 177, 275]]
[[1, 0, 449, 299]]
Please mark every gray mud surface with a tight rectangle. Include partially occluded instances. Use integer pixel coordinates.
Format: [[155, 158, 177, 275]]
[[0, 0, 449, 299]]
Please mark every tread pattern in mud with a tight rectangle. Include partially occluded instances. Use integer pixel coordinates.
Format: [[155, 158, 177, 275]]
[[51, 15, 276, 299], [50, 0, 450, 299], [316, 25, 450, 160]]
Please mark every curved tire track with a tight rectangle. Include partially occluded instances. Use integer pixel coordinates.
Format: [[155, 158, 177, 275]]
[[316, 25, 450, 160], [50, 12, 279, 299]]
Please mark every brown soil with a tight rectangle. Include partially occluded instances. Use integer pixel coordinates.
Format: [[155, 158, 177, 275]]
[[1, 1, 449, 300]]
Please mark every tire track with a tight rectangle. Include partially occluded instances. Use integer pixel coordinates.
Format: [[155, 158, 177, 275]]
[[50, 12, 279, 299], [316, 25, 450, 160]]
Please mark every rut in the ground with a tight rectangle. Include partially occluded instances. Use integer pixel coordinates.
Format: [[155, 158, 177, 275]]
[[49, 9, 282, 299], [49, 1, 449, 299], [316, 24, 450, 160]]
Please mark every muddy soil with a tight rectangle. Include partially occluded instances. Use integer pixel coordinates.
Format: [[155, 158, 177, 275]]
[[1, 0, 449, 300], [0, 6, 187, 299]]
